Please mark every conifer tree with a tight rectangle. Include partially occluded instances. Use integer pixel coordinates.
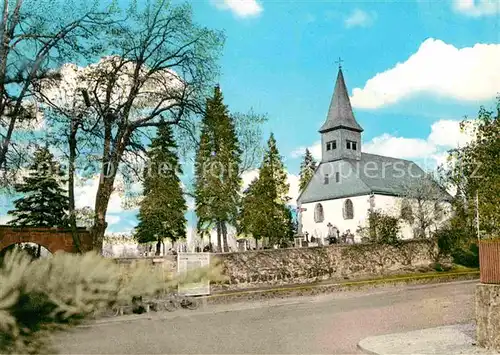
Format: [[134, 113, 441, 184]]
[[238, 134, 294, 247], [8, 147, 69, 228], [135, 124, 187, 255], [299, 148, 317, 191], [194, 86, 241, 252]]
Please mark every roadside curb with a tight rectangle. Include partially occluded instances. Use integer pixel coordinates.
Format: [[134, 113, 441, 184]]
[[204, 270, 479, 304], [357, 339, 382, 355], [356, 323, 497, 355]]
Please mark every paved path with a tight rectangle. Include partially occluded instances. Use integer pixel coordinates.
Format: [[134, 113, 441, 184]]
[[55, 280, 477, 354]]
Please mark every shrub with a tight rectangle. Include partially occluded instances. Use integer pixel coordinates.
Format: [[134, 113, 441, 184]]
[[0, 250, 221, 354], [434, 226, 479, 268], [358, 210, 401, 246]]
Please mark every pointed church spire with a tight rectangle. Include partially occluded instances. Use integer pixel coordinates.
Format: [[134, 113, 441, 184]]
[[319, 67, 363, 133]]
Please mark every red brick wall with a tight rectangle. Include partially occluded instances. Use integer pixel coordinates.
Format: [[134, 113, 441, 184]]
[[0, 226, 92, 253]]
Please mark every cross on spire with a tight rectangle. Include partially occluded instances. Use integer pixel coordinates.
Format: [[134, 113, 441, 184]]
[[335, 57, 344, 69]]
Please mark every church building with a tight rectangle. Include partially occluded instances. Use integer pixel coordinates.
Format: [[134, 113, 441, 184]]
[[297, 66, 441, 243]]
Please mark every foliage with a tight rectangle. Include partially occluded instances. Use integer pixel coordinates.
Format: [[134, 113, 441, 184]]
[[358, 209, 401, 245], [238, 134, 294, 247], [0, 0, 111, 182], [135, 123, 187, 254], [194, 86, 241, 252], [299, 148, 316, 191], [443, 100, 500, 236], [75, 207, 95, 228], [0, 249, 223, 354], [27, 0, 225, 251], [434, 221, 479, 268], [232, 110, 267, 173], [8, 147, 69, 227]]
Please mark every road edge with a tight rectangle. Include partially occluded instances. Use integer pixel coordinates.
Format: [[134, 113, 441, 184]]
[[81, 271, 479, 327], [204, 270, 479, 304]]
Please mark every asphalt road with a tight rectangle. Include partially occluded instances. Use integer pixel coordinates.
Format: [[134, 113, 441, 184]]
[[55, 280, 476, 354]]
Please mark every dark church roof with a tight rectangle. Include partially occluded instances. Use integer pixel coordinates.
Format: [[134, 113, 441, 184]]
[[319, 68, 363, 133], [298, 153, 433, 204]]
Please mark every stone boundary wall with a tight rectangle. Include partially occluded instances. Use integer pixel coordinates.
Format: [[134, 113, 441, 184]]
[[212, 239, 438, 291], [114, 240, 438, 291]]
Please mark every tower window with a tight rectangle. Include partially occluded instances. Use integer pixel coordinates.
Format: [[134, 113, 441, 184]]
[[346, 140, 357, 150], [335, 172, 340, 183], [326, 140, 337, 151], [352, 142, 357, 150], [324, 174, 329, 184]]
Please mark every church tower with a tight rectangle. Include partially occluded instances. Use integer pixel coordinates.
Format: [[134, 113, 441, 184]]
[[319, 67, 363, 162]]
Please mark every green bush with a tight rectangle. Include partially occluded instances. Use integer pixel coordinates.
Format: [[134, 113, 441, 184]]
[[0, 250, 221, 354], [357, 210, 401, 246], [435, 227, 479, 268], [451, 243, 479, 268]]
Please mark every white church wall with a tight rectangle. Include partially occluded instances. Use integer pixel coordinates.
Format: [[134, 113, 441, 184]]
[[372, 194, 452, 240], [372, 194, 413, 240], [300, 193, 450, 243], [301, 194, 371, 243]]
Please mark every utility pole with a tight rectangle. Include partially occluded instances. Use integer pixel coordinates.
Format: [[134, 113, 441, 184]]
[[476, 190, 480, 240]]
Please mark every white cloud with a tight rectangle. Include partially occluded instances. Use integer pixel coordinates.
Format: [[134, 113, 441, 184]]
[[344, 9, 376, 28], [452, 0, 500, 17], [74, 176, 126, 213], [186, 196, 195, 211], [0, 215, 13, 225], [241, 169, 259, 191], [427, 119, 473, 148], [107, 215, 121, 225], [212, 0, 263, 18], [351, 38, 500, 109], [290, 140, 322, 161], [364, 119, 474, 160], [364, 134, 435, 159]]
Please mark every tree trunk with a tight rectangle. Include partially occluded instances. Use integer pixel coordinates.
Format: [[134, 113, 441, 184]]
[[254, 237, 258, 250], [68, 118, 81, 252], [216, 220, 222, 253], [90, 128, 131, 252], [36, 244, 41, 258], [90, 180, 113, 252], [155, 239, 161, 256], [222, 221, 229, 252]]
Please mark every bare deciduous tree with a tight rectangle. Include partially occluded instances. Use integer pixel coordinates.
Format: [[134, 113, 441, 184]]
[[73, 1, 224, 251], [400, 174, 451, 238], [0, 0, 109, 180]]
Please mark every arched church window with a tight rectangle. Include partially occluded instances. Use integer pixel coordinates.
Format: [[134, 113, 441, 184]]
[[343, 199, 354, 220], [314, 203, 324, 223]]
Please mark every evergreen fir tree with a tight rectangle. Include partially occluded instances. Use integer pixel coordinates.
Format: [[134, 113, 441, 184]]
[[8, 146, 69, 228], [238, 134, 294, 247], [299, 148, 317, 191], [194, 86, 241, 252], [134, 123, 187, 255]]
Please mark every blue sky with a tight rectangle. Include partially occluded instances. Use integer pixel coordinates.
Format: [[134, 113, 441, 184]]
[[1, 0, 499, 235], [190, 0, 498, 173]]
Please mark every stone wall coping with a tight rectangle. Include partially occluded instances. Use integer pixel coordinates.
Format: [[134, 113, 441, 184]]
[[0, 225, 89, 233], [210, 238, 434, 257]]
